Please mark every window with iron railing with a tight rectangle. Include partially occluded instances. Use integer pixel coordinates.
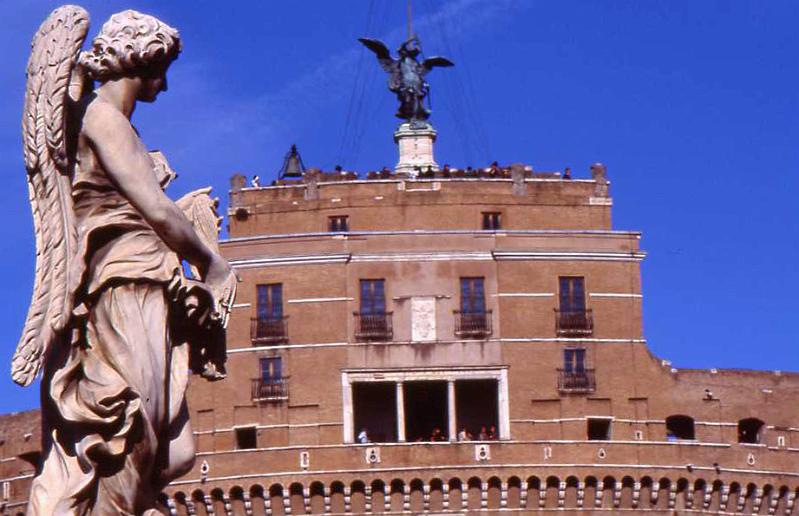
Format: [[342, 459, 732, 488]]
[[556, 277, 592, 336], [558, 348, 595, 392], [355, 279, 392, 340], [455, 277, 491, 338], [252, 357, 288, 402], [251, 378, 288, 402], [253, 284, 288, 344]]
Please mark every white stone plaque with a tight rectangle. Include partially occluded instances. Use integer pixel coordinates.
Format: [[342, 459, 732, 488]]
[[411, 296, 436, 342]]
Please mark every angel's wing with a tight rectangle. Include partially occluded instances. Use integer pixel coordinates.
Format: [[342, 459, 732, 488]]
[[12, 6, 89, 386], [358, 38, 398, 74], [421, 56, 454, 76]]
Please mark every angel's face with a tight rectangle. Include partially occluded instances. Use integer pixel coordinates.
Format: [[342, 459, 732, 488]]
[[137, 61, 171, 103]]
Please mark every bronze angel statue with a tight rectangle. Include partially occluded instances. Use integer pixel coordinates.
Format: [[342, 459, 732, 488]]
[[14, 6, 237, 514], [358, 36, 453, 125]]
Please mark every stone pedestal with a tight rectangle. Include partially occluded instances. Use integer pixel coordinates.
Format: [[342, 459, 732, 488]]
[[394, 122, 439, 177]]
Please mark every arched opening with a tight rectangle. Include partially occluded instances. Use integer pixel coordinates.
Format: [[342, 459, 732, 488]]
[[229, 486, 246, 515], [210, 488, 226, 516], [409, 479, 424, 512], [389, 479, 405, 513], [268, 484, 285, 516], [448, 478, 463, 512], [545, 476, 559, 508], [330, 481, 346, 513], [249, 485, 267, 516], [759, 484, 774, 515], [601, 476, 616, 508], [742, 483, 758, 513], [583, 477, 597, 509], [708, 480, 723, 512], [620, 476, 634, 508], [173, 492, 189, 516], [288, 483, 304, 515], [156, 493, 170, 515], [674, 478, 689, 510], [371, 479, 386, 514], [655, 478, 671, 510], [191, 489, 208, 516], [638, 477, 653, 509], [775, 486, 790, 515], [350, 481, 367, 514], [506, 476, 522, 509], [486, 477, 502, 509], [467, 477, 482, 511], [692, 479, 707, 510], [309, 481, 325, 514], [726, 482, 741, 512], [429, 478, 445, 512], [738, 418, 765, 444], [526, 476, 541, 509], [666, 415, 695, 440], [564, 476, 579, 508]]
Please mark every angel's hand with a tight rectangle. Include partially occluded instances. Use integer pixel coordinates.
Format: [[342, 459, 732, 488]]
[[204, 254, 239, 325]]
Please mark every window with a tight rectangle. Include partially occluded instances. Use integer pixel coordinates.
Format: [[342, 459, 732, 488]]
[[360, 280, 386, 315], [235, 426, 257, 450], [254, 356, 287, 401], [260, 356, 282, 383], [556, 277, 592, 336], [329, 215, 349, 232], [665, 415, 695, 440], [587, 418, 611, 440], [482, 212, 501, 230], [256, 284, 283, 320], [460, 278, 486, 314], [456, 278, 491, 338], [559, 277, 586, 313], [356, 279, 392, 341], [563, 348, 586, 374], [558, 348, 595, 392], [738, 418, 764, 444], [253, 284, 287, 344]]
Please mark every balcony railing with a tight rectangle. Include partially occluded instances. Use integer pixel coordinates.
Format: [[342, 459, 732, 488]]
[[354, 312, 393, 341], [251, 377, 289, 402], [557, 368, 596, 393], [454, 310, 493, 339], [250, 317, 289, 345], [555, 309, 593, 336]]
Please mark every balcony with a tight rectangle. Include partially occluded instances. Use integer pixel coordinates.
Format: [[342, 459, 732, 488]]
[[250, 317, 289, 345], [554, 309, 593, 336], [557, 368, 596, 393], [454, 310, 493, 339], [354, 312, 393, 341], [251, 377, 289, 402]]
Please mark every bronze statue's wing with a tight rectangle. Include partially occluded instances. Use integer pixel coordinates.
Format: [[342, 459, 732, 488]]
[[13, 6, 89, 386], [422, 56, 455, 76], [358, 38, 398, 74]]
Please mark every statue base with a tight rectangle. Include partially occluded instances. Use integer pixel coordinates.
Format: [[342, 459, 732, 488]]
[[394, 122, 439, 177]]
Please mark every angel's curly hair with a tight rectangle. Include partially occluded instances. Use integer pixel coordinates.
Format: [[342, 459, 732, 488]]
[[80, 10, 181, 82]]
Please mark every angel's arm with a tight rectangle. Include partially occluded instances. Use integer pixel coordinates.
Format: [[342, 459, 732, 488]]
[[82, 101, 225, 279]]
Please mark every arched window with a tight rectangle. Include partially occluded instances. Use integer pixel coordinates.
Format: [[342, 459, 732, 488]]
[[738, 418, 764, 444], [666, 415, 695, 440]]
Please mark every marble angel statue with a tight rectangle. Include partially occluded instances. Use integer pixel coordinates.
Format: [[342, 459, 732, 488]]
[[13, 6, 237, 514]]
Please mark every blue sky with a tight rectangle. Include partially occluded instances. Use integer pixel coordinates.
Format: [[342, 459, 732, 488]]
[[0, 1, 796, 413]]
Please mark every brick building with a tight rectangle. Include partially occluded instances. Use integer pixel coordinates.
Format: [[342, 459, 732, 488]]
[[1, 154, 798, 514]]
